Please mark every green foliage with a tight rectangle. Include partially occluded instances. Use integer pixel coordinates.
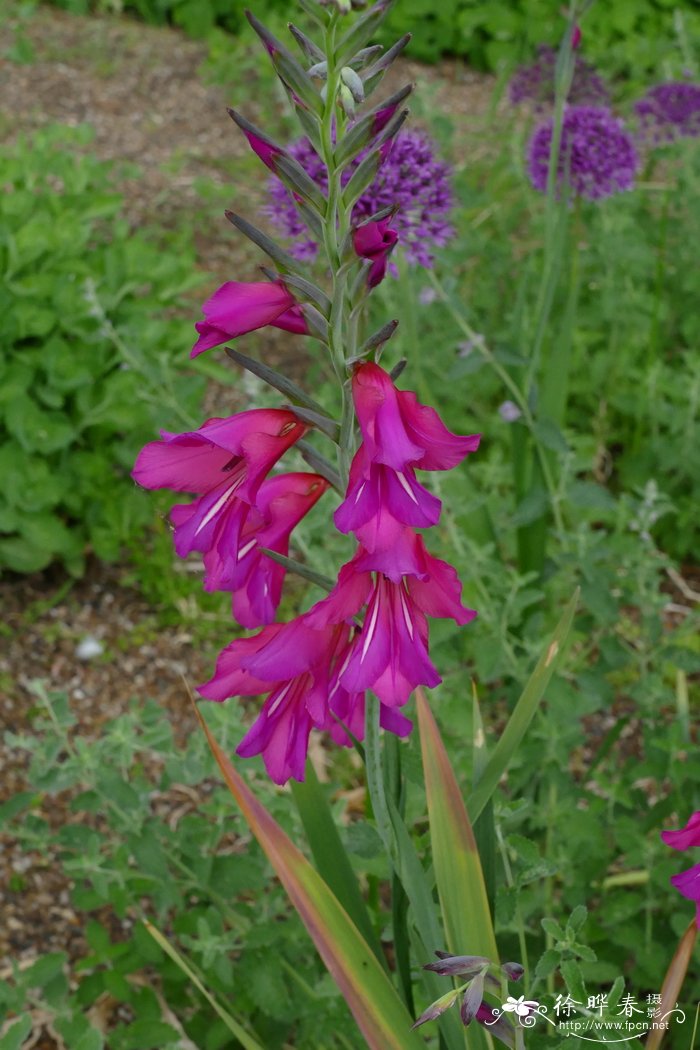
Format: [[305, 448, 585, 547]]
[[0, 685, 361, 1049], [0, 125, 205, 576], [43, 0, 700, 78]]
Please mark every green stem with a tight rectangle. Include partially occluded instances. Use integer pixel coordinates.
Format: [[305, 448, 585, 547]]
[[495, 822, 530, 989]]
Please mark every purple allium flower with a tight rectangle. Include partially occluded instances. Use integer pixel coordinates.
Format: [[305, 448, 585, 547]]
[[509, 45, 610, 110], [265, 130, 454, 269], [528, 106, 639, 201], [634, 82, 700, 144]]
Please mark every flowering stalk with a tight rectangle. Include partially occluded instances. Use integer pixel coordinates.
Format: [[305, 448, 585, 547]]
[[318, 10, 355, 481], [130, 2, 582, 1044]]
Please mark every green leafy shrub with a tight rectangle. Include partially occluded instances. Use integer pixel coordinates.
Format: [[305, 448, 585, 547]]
[[0, 125, 205, 575], [44, 0, 700, 77]]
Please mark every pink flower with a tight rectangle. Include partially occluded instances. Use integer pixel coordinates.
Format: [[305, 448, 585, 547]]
[[661, 811, 700, 851], [661, 810, 700, 927], [334, 363, 480, 558], [240, 127, 281, 171], [204, 472, 329, 628], [670, 865, 700, 926], [198, 617, 410, 784], [372, 98, 405, 136], [191, 280, 307, 358], [352, 218, 398, 288], [334, 446, 441, 538], [305, 542, 476, 708], [132, 410, 307, 607], [354, 361, 480, 472]]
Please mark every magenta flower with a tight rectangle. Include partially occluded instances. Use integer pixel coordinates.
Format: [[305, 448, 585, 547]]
[[305, 543, 476, 708], [198, 617, 410, 784], [351, 363, 480, 471], [661, 810, 700, 926], [197, 529, 473, 781], [132, 410, 307, 613], [198, 622, 318, 784], [204, 472, 329, 628], [334, 363, 480, 557], [191, 280, 307, 358], [335, 446, 442, 538], [352, 217, 398, 287]]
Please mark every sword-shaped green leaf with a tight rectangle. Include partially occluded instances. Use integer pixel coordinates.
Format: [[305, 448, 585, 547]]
[[196, 707, 427, 1050], [416, 687, 498, 961]]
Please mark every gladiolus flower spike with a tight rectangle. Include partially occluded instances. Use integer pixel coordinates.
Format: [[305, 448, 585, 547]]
[[198, 363, 479, 784], [134, 2, 478, 787]]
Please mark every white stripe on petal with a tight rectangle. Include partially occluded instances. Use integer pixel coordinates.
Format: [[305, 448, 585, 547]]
[[360, 592, 381, 662], [194, 473, 244, 536], [237, 539, 257, 561], [396, 471, 419, 503], [267, 680, 294, 717], [398, 587, 414, 639]]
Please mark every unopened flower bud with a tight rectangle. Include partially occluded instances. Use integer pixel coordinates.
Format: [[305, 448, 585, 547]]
[[502, 961, 525, 982], [340, 65, 365, 104], [461, 973, 485, 1027], [339, 82, 357, 117], [411, 989, 460, 1030], [319, 0, 367, 8], [307, 60, 329, 79], [425, 953, 491, 978]]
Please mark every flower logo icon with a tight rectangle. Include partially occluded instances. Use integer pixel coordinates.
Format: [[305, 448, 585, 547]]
[[502, 995, 540, 1018]]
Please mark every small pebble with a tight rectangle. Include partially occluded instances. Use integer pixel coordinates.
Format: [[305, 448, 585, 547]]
[[76, 636, 104, 661]]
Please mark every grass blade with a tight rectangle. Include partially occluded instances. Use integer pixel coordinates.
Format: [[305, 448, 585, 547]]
[[468, 589, 579, 824], [144, 921, 266, 1050], [416, 687, 498, 962], [196, 705, 426, 1050]]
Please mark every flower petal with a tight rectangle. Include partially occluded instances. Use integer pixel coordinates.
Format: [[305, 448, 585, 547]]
[[661, 811, 700, 852]]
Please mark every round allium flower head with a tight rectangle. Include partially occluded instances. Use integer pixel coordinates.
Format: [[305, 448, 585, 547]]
[[265, 130, 454, 269], [509, 45, 610, 110], [528, 106, 638, 201], [634, 82, 700, 145]]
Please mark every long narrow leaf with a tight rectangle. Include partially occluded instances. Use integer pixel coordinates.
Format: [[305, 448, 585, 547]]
[[144, 921, 266, 1050], [416, 687, 498, 962], [196, 706, 426, 1050], [290, 765, 387, 969], [364, 696, 467, 1050], [467, 588, 579, 824], [645, 920, 697, 1050]]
